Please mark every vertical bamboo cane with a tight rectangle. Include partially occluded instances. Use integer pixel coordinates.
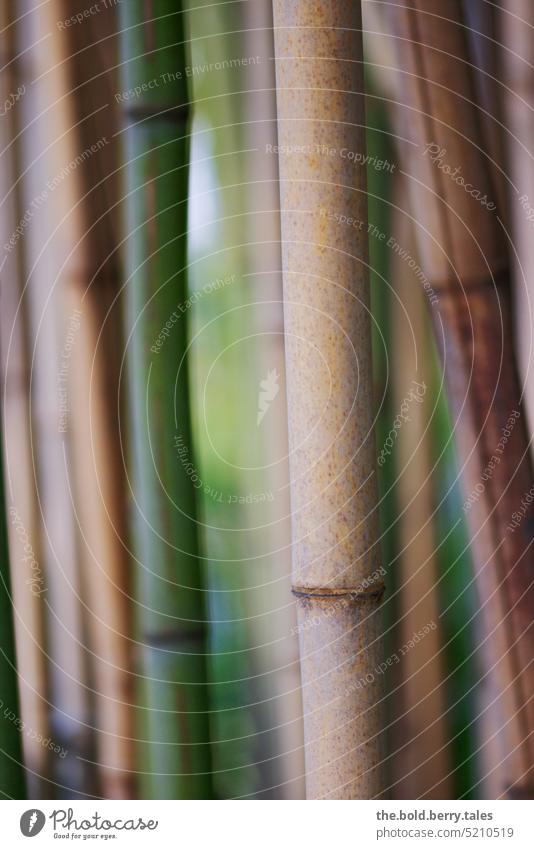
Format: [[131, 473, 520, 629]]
[[463, 0, 508, 220], [16, 0, 99, 796], [272, 0, 384, 798], [242, 0, 305, 799], [118, 1, 212, 799], [0, 419, 25, 798], [502, 1, 534, 435], [387, 0, 534, 797], [0, 0, 49, 798], [390, 181, 452, 798], [60, 0, 134, 799]]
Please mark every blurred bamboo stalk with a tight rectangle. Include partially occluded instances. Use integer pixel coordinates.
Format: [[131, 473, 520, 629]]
[[15, 0, 94, 795], [387, 0, 534, 797], [462, 0, 508, 219], [0, 419, 25, 798], [118, 1, 212, 799], [273, 0, 384, 798], [390, 181, 451, 798], [242, 0, 305, 799], [60, 0, 134, 799], [502, 1, 534, 436], [0, 0, 49, 797]]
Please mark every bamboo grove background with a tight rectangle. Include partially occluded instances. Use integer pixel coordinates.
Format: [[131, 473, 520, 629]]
[[0, 0, 533, 800]]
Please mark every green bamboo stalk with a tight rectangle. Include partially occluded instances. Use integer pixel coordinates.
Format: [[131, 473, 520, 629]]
[[118, 1, 212, 799], [184, 0, 273, 799], [0, 425, 25, 798]]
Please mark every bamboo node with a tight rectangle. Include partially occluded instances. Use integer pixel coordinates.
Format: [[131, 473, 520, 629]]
[[292, 584, 385, 603]]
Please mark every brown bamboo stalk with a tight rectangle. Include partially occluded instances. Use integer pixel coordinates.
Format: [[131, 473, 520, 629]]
[[386, 0, 534, 797], [0, 1, 50, 797], [64, 286, 134, 799], [59, 0, 134, 799], [15, 0, 94, 794], [502, 1, 534, 436], [272, 0, 384, 799], [463, 0, 508, 220], [390, 180, 452, 798]]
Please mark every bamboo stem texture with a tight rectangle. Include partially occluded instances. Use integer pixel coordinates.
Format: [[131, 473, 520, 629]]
[[273, 0, 384, 799]]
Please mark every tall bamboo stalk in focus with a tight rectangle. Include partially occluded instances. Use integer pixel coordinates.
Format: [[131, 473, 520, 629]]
[[386, 0, 534, 797], [273, 0, 384, 799], [118, 1, 212, 799]]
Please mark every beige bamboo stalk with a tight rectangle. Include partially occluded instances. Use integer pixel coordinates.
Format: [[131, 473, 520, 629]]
[[0, 0, 49, 797], [390, 181, 451, 798], [65, 286, 134, 799], [387, 0, 534, 797], [15, 0, 92, 792], [272, 0, 384, 799], [59, 0, 134, 799], [243, 0, 305, 799]]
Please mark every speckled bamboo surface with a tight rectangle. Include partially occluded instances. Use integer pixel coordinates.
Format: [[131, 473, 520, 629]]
[[272, 0, 384, 798]]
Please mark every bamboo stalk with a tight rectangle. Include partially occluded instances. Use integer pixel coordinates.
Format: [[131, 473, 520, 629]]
[[463, 0, 508, 220], [502, 1, 534, 436], [390, 180, 452, 798], [15, 0, 94, 795], [118, 1, 212, 799], [0, 0, 50, 798], [0, 418, 25, 798], [183, 0, 288, 797], [241, 0, 305, 799], [60, 0, 134, 799], [272, 0, 384, 799], [386, 0, 534, 797]]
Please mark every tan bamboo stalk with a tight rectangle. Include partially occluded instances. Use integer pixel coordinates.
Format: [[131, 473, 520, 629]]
[[390, 181, 451, 798], [502, 1, 534, 436], [64, 283, 134, 799], [272, 0, 384, 799], [387, 0, 534, 797], [242, 0, 305, 799], [59, 0, 134, 799], [0, 0, 50, 797], [15, 0, 93, 794]]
